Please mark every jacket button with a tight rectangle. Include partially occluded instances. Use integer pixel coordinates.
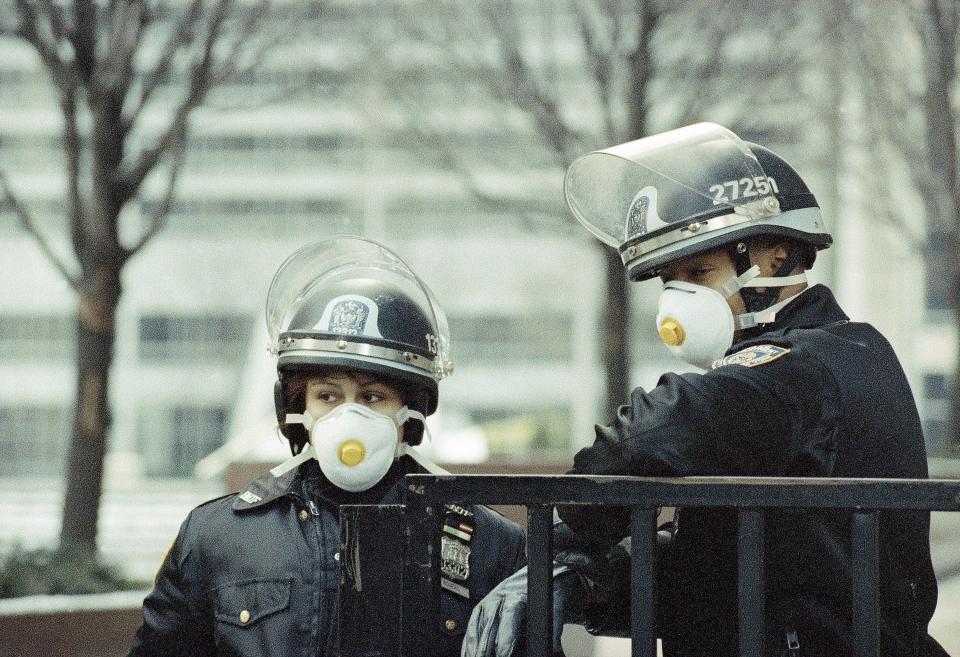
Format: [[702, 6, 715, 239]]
[[239, 610, 250, 624], [298, 509, 309, 522], [444, 619, 456, 631]]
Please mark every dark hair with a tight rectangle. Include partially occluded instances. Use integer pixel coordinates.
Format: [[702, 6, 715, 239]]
[[278, 368, 425, 454], [725, 236, 817, 270]]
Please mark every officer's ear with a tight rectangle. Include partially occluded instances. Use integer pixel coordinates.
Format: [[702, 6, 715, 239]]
[[750, 240, 792, 277]]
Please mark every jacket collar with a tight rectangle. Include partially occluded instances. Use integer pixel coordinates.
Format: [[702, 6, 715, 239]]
[[763, 284, 849, 333], [231, 455, 427, 512]]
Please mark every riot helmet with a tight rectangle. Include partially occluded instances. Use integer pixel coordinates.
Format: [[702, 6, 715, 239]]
[[266, 237, 452, 450], [564, 122, 832, 283]]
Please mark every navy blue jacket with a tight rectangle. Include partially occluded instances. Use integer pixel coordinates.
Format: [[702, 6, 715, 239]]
[[128, 456, 526, 657], [560, 285, 946, 657]]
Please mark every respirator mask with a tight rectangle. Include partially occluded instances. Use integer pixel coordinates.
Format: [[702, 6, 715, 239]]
[[269, 403, 428, 492], [655, 265, 807, 370]]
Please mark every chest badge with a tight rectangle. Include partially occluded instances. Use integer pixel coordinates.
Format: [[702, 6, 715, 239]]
[[440, 535, 470, 581]]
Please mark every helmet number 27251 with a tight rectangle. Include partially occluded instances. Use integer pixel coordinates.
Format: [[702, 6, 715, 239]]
[[709, 176, 779, 205]]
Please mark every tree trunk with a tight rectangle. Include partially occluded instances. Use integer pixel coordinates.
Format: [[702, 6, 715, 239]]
[[601, 247, 631, 418], [59, 273, 119, 552]]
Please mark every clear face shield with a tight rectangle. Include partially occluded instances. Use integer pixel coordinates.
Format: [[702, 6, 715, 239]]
[[563, 122, 782, 278], [264, 236, 453, 382]]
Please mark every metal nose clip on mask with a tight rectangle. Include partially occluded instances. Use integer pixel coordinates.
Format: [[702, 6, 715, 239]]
[[270, 403, 427, 492]]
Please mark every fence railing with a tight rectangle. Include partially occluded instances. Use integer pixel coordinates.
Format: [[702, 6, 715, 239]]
[[384, 473, 960, 657]]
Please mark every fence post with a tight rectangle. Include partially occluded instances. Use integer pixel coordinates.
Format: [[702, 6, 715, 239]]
[[852, 511, 879, 657], [630, 507, 658, 657], [527, 505, 555, 657], [402, 486, 441, 656], [738, 510, 765, 657]]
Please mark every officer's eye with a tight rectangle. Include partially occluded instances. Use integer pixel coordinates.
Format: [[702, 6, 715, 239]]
[[315, 391, 338, 403], [361, 391, 385, 404]]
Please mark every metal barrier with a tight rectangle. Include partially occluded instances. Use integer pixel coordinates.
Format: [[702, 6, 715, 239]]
[[393, 473, 960, 657]]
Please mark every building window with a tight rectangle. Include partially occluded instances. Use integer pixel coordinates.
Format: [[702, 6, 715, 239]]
[[0, 314, 74, 360], [467, 406, 571, 456], [922, 373, 951, 454], [925, 231, 952, 312], [448, 314, 573, 363], [139, 405, 227, 478], [139, 314, 251, 362], [0, 405, 70, 476]]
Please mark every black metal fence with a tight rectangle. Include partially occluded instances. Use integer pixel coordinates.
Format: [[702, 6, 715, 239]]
[[396, 473, 960, 657]]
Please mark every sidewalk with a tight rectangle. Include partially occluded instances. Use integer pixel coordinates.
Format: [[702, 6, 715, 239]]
[[930, 574, 960, 654]]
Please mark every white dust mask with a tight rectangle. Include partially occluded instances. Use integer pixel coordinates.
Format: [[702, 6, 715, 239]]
[[655, 265, 809, 370], [270, 403, 426, 492], [656, 281, 735, 370]]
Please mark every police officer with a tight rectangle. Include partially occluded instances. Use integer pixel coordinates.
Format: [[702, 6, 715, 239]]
[[128, 236, 526, 657], [462, 123, 948, 656]]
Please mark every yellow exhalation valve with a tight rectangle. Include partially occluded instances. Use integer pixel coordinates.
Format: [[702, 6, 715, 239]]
[[338, 440, 366, 466], [658, 318, 686, 347]]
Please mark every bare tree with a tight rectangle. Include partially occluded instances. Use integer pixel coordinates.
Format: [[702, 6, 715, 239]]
[[0, 0, 290, 552], [384, 0, 800, 418], [846, 0, 959, 453], [917, 0, 960, 453]]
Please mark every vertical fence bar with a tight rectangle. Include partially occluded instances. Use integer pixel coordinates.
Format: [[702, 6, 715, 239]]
[[737, 510, 765, 657], [852, 511, 879, 657], [402, 490, 441, 657], [527, 505, 554, 657], [630, 507, 658, 657]]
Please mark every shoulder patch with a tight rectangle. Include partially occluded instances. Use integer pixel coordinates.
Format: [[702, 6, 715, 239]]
[[711, 344, 791, 369]]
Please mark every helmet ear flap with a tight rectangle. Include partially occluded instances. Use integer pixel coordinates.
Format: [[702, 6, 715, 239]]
[[275, 376, 308, 455], [401, 388, 432, 446]]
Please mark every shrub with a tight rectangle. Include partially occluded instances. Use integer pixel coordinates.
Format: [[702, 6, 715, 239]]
[[0, 545, 134, 598]]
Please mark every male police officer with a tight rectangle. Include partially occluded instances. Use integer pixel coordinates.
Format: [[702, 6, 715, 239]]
[[462, 124, 948, 656]]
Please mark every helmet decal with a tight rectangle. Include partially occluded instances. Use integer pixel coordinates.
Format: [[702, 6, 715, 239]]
[[626, 186, 669, 240], [318, 295, 382, 337]]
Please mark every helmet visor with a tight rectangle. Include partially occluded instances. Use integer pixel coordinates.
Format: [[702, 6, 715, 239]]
[[265, 237, 451, 380], [564, 122, 777, 250]]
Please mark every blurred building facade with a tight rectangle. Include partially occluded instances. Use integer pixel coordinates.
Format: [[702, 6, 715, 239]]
[[0, 1, 954, 573]]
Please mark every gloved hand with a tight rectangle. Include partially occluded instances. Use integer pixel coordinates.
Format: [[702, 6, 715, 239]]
[[460, 563, 584, 657]]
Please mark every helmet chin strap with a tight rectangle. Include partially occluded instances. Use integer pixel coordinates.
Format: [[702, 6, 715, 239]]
[[729, 243, 807, 329]]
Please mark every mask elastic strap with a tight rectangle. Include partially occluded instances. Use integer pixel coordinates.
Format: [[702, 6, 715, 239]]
[[394, 407, 448, 475], [720, 265, 762, 297], [270, 444, 315, 477], [285, 411, 316, 429], [735, 287, 808, 330]]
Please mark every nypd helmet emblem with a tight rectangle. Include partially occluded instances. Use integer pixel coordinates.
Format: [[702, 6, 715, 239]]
[[627, 195, 649, 238], [328, 299, 369, 335]]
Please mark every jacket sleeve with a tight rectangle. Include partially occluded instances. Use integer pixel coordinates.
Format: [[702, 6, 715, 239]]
[[127, 513, 215, 657], [559, 346, 840, 545]]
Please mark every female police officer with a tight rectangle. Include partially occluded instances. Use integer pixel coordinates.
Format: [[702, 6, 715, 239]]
[[463, 123, 947, 656], [128, 236, 526, 657]]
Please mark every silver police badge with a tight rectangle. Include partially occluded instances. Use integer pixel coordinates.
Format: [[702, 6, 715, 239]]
[[328, 299, 369, 335], [440, 535, 470, 581]]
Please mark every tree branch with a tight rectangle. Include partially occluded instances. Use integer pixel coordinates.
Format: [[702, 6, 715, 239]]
[[117, 0, 232, 200], [97, 0, 148, 104], [0, 170, 80, 288], [121, 138, 186, 263], [122, 0, 204, 132], [13, 0, 72, 94]]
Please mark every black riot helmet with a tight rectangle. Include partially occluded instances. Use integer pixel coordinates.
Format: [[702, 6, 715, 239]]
[[266, 237, 452, 450], [564, 122, 832, 282]]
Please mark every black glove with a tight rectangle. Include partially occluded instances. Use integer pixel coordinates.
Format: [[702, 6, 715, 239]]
[[460, 562, 583, 657], [552, 522, 633, 636]]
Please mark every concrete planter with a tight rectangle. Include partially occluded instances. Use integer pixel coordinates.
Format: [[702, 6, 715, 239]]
[[0, 590, 148, 657]]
